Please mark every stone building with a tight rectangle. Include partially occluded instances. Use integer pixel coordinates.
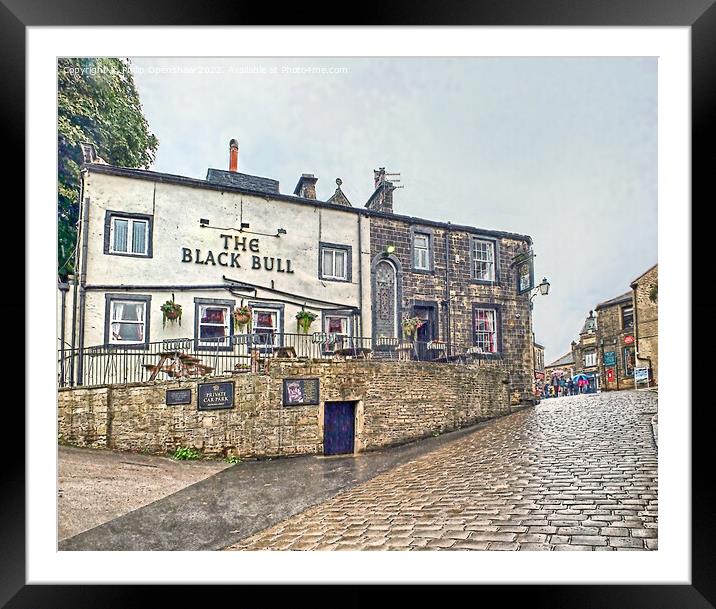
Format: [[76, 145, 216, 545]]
[[630, 264, 658, 385], [544, 262, 657, 394], [594, 291, 636, 390], [58, 140, 537, 402], [366, 168, 536, 400], [533, 339, 545, 395], [544, 351, 575, 381], [571, 310, 600, 391]]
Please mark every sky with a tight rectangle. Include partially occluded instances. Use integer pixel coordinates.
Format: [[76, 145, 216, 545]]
[[129, 57, 657, 364]]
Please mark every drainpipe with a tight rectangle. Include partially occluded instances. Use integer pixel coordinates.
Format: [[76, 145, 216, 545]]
[[631, 286, 653, 384], [357, 213, 363, 338], [76, 191, 90, 386], [59, 281, 69, 386], [69, 176, 85, 387], [444, 224, 451, 355]]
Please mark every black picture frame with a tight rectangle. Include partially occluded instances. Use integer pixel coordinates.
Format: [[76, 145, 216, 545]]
[[12, 0, 708, 606]]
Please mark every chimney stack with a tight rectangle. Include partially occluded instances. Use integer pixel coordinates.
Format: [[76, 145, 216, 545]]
[[293, 174, 318, 200], [229, 139, 239, 172], [365, 167, 395, 213]]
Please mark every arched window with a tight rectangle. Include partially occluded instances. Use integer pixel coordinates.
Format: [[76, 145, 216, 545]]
[[375, 260, 398, 338]]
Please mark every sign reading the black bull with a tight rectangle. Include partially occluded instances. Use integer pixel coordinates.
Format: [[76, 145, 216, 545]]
[[197, 381, 235, 411], [282, 378, 320, 406], [180, 234, 294, 273]]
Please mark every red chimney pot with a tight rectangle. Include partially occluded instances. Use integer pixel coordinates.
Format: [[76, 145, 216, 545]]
[[229, 139, 239, 172]]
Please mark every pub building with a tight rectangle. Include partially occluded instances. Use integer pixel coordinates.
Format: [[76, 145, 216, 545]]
[[59, 139, 537, 401]]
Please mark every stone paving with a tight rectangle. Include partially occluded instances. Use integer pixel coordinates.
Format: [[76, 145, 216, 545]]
[[226, 390, 658, 551]]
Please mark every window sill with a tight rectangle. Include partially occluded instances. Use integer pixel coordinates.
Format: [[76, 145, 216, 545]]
[[106, 251, 152, 259], [319, 276, 351, 283], [104, 342, 149, 350]]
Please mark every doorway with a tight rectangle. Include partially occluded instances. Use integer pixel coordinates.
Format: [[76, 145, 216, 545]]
[[413, 302, 438, 360], [323, 401, 356, 455]]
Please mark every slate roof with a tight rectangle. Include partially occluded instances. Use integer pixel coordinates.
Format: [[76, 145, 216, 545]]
[[82, 163, 532, 243], [206, 168, 279, 194], [630, 263, 658, 288], [545, 352, 575, 368], [595, 291, 632, 310]]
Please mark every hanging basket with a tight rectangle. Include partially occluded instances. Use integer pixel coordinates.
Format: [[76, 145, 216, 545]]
[[160, 294, 182, 328], [296, 310, 317, 334], [233, 306, 252, 331]]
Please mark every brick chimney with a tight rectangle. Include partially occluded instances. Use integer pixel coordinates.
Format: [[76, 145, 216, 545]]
[[365, 167, 395, 213], [229, 139, 239, 172], [293, 174, 318, 199]]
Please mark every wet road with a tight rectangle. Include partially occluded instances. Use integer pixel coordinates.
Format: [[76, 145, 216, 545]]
[[227, 390, 658, 551]]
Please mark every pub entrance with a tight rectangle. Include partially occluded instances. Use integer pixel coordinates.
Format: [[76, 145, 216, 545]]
[[323, 401, 356, 455], [414, 302, 438, 360]]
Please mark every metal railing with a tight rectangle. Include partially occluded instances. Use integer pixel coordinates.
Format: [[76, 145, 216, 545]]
[[57, 332, 491, 388]]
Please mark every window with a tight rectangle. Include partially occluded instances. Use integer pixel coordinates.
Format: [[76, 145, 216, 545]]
[[197, 304, 231, 347], [319, 243, 352, 282], [105, 295, 150, 347], [623, 346, 636, 376], [322, 313, 352, 352], [584, 350, 597, 367], [104, 212, 153, 257], [622, 305, 634, 330], [413, 232, 430, 270], [472, 238, 495, 282], [252, 307, 281, 347], [473, 308, 498, 353]]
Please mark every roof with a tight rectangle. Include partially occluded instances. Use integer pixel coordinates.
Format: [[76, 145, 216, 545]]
[[580, 313, 597, 334], [206, 168, 279, 194], [546, 352, 575, 368], [595, 291, 632, 310], [82, 163, 533, 243], [630, 263, 658, 288]]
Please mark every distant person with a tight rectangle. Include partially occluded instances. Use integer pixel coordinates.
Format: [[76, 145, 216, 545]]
[[567, 378, 574, 396]]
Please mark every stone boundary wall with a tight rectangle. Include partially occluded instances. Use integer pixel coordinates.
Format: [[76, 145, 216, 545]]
[[58, 360, 512, 458]]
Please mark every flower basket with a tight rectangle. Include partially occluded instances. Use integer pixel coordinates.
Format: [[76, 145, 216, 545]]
[[233, 306, 252, 331], [160, 294, 182, 328], [401, 315, 425, 342], [296, 310, 317, 334]]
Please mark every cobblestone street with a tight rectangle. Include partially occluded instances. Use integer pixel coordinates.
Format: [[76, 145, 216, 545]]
[[227, 390, 658, 551]]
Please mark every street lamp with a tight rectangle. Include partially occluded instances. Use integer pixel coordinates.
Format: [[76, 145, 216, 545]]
[[530, 277, 550, 309]]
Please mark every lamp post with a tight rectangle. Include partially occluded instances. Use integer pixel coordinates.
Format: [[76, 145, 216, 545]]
[[529, 277, 550, 310], [528, 277, 550, 403]]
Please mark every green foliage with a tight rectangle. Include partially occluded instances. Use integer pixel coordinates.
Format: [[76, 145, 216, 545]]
[[296, 310, 317, 332], [649, 283, 658, 303], [225, 455, 241, 464], [173, 446, 201, 461], [57, 58, 158, 277]]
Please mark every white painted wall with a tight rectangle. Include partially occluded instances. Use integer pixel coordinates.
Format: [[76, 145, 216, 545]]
[[74, 169, 372, 348]]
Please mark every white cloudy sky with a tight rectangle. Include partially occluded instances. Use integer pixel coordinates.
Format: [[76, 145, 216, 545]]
[[130, 57, 657, 363]]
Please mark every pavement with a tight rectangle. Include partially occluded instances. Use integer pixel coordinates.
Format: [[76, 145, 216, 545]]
[[58, 446, 229, 541], [58, 417, 501, 551], [60, 389, 657, 552], [227, 390, 658, 551]]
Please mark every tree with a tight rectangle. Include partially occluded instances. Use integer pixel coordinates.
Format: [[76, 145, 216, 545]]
[[58, 58, 158, 277]]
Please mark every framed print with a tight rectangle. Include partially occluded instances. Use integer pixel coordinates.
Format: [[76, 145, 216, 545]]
[[11, 0, 710, 606]]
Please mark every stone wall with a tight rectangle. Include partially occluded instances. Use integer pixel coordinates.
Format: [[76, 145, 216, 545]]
[[595, 297, 636, 390], [632, 265, 658, 385], [58, 360, 512, 458]]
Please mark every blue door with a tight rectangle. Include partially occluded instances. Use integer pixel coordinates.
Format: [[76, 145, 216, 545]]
[[324, 402, 355, 455]]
